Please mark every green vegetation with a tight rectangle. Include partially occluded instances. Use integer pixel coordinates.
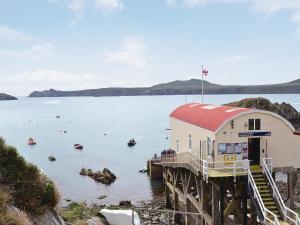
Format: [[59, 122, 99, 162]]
[[0, 187, 30, 225], [60, 202, 103, 225], [0, 137, 60, 215]]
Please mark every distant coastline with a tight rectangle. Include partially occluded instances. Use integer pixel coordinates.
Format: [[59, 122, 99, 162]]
[[28, 78, 300, 97], [0, 93, 17, 100]]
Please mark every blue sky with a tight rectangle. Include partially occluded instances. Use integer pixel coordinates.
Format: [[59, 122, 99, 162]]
[[1, 0, 300, 95]]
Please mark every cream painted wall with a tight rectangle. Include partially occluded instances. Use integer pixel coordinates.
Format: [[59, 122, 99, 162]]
[[170, 117, 215, 160], [216, 111, 300, 169]]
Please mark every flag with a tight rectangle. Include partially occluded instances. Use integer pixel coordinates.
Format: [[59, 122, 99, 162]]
[[202, 68, 208, 76]]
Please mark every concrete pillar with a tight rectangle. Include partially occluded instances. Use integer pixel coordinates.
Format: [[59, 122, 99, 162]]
[[200, 179, 211, 225], [287, 170, 295, 209], [243, 177, 248, 225], [174, 191, 181, 223], [212, 182, 220, 225], [165, 182, 171, 209], [220, 179, 224, 225]]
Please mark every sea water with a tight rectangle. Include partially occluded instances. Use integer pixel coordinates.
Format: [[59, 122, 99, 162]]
[[0, 94, 300, 205]]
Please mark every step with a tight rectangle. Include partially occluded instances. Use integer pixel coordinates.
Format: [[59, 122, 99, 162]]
[[266, 205, 279, 210], [262, 197, 275, 202], [254, 178, 266, 182], [257, 185, 269, 189], [259, 189, 271, 193], [264, 201, 276, 206], [261, 193, 272, 197], [256, 181, 268, 185], [252, 173, 264, 177]]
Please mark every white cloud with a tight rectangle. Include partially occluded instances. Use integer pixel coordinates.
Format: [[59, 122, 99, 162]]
[[0, 69, 105, 95], [94, 0, 124, 12], [104, 36, 149, 68], [15, 69, 97, 83], [0, 25, 34, 42], [167, 0, 246, 7], [68, 0, 85, 27], [223, 54, 250, 63], [50, 0, 124, 27], [0, 43, 54, 60]]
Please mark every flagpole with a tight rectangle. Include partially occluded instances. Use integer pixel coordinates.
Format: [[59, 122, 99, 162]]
[[201, 65, 204, 104]]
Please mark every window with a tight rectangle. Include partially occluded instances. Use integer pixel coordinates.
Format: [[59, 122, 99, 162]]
[[249, 119, 254, 130], [207, 137, 211, 155], [249, 119, 261, 130], [188, 134, 192, 150], [255, 119, 261, 130]]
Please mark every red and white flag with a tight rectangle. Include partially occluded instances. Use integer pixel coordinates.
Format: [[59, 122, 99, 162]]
[[202, 68, 208, 76]]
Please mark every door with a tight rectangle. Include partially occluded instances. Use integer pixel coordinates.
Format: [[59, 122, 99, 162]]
[[248, 138, 260, 165]]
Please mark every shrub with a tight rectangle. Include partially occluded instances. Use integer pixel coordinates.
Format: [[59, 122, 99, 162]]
[[0, 137, 60, 215]]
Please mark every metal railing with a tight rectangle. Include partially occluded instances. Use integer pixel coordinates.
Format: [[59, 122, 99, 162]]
[[159, 152, 249, 181], [248, 169, 280, 225], [262, 158, 300, 225], [132, 207, 204, 225]]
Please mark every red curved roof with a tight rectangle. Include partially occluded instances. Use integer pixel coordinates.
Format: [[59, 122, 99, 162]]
[[170, 103, 253, 132]]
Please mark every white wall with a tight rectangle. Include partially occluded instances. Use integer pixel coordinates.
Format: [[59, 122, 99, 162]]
[[170, 117, 215, 160]]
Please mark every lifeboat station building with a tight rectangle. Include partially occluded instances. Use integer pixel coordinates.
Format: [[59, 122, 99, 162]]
[[149, 103, 300, 225], [170, 103, 300, 169]]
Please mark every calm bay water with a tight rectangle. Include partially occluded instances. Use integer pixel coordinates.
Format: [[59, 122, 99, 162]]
[[0, 94, 300, 205]]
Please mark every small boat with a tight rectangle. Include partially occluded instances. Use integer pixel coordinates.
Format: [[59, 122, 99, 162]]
[[74, 144, 83, 150], [127, 139, 136, 147], [48, 155, 56, 161], [139, 168, 148, 173], [28, 138, 36, 145], [56, 115, 60, 119]]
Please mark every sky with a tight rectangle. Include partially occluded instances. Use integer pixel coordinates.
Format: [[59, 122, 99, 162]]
[[1, 0, 300, 96]]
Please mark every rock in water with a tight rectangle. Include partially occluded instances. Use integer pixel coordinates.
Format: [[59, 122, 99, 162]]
[[79, 167, 117, 184]]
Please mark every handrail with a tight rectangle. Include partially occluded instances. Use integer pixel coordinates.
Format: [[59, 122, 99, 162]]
[[159, 152, 249, 181], [262, 158, 300, 225], [262, 158, 286, 219], [248, 170, 280, 225]]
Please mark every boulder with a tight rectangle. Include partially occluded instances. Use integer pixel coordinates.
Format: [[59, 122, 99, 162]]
[[119, 200, 131, 207], [79, 168, 117, 185]]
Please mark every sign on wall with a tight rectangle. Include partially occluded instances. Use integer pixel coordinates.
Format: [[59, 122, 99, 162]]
[[218, 142, 248, 155], [238, 131, 271, 137]]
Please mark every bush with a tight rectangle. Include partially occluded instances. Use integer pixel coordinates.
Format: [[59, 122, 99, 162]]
[[0, 137, 60, 215]]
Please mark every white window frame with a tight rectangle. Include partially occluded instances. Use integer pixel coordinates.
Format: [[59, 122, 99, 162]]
[[176, 140, 179, 152], [188, 134, 192, 151], [249, 118, 261, 131]]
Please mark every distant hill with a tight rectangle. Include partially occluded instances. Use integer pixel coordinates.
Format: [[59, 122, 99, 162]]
[[28, 79, 300, 97], [0, 93, 17, 100]]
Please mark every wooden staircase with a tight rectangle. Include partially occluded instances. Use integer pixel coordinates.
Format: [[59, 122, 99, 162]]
[[252, 171, 281, 219]]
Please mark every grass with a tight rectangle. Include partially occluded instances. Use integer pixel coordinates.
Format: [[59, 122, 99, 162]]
[[60, 202, 104, 225], [0, 187, 30, 225]]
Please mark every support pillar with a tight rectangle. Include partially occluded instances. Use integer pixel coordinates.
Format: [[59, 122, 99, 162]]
[[165, 179, 171, 209], [174, 191, 181, 223], [220, 179, 224, 225], [243, 177, 248, 225], [287, 170, 295, 209], [201, 179, 210, 225], [212, 181, 220, 225]]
